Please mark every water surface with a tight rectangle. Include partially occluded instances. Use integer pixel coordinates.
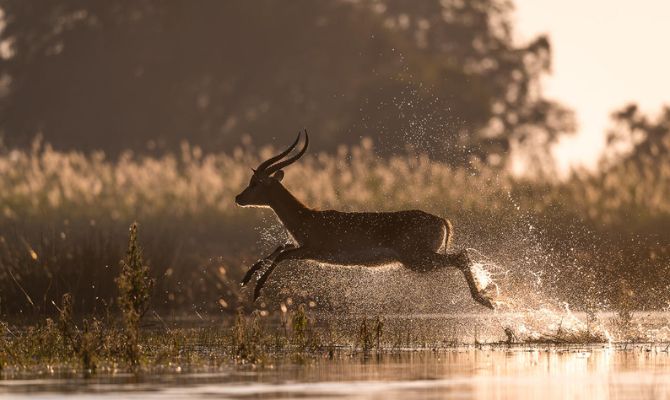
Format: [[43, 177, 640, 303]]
[[3, 345, 670, 399]]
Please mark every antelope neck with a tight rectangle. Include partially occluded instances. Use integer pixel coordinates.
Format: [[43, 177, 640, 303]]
[[267, 183, 311, 239]]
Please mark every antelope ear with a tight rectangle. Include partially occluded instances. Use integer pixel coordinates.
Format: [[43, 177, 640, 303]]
[[272, 170, 284, 181]]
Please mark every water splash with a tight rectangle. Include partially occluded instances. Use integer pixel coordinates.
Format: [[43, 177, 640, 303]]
[[461, 251, 615, 343], [470, 262, 490, 288], [252, 200, 655, 345]]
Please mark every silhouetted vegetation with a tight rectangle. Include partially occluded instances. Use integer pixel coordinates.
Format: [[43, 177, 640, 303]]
[[0, 303, 619, 377], [0, 0, 572, 167], [606, 104, 670, 168], [116, 223, 153, 368]]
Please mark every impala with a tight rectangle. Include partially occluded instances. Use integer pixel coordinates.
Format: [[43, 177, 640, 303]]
[[235, 131, 495, 309]]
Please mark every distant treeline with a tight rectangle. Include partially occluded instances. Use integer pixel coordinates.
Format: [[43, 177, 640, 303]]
[[0, 0, 572, 167]]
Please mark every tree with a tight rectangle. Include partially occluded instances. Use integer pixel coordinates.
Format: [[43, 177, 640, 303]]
[[352, 0, 575, 167], [605, 103, 670, 169], [0, 0, 573, 167]]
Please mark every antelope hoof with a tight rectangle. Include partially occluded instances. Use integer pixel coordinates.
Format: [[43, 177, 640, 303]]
[[240, 259, 265, 286], [474, 293, 495, 310], [475, 280, 496, 310]]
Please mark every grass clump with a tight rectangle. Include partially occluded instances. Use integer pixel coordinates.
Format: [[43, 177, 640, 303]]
[[231, 309, 266, 364], [291, 304, 313, 351], [116, 223, 154, 368], [55, 293, 105, 374], [356, 316, 384, 353]]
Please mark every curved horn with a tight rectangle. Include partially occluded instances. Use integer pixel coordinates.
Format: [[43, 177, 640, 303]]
[[256, 132, 301, 172], [266, 129, 309, 174]]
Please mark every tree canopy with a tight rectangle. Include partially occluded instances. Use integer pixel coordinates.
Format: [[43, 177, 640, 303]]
[[606, 104, 670, 167], [0, 0, 573, 166]]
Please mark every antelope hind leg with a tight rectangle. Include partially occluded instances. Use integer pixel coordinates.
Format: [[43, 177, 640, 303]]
[[452, 250, 495, 309], [402, 251, 495, 309]]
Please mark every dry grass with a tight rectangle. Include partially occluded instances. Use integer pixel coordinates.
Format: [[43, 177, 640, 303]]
[[0, 138, 668, 315]]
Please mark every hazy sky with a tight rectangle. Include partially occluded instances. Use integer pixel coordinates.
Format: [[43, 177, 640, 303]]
[[513, 0, 670, 171]]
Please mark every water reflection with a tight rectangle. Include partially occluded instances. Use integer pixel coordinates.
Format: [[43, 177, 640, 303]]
[[2, 345, 670, 399]]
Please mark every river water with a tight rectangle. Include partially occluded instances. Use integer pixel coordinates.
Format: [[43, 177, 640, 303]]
[[2, 344, 670, 399]]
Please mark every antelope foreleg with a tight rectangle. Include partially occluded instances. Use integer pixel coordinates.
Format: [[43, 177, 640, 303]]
[[253, 247, 314, 301], [241, 243, 295, 286]]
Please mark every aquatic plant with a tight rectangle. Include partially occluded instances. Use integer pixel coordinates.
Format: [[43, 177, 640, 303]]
[[53, 293, 105, 374], [116, 223, 154, 368], [291, 304, 309, 349], [231, 309, 266, 364], [356, 316, 384, 353]]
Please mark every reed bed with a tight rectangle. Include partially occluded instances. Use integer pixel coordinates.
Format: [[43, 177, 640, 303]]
[[0, 138, 668, 315]]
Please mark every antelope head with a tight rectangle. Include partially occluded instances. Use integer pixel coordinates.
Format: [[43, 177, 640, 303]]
[[235, 130, 309, 208]]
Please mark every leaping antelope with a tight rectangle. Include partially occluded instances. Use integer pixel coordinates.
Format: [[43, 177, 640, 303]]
[[235, 131, 495, 309]]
